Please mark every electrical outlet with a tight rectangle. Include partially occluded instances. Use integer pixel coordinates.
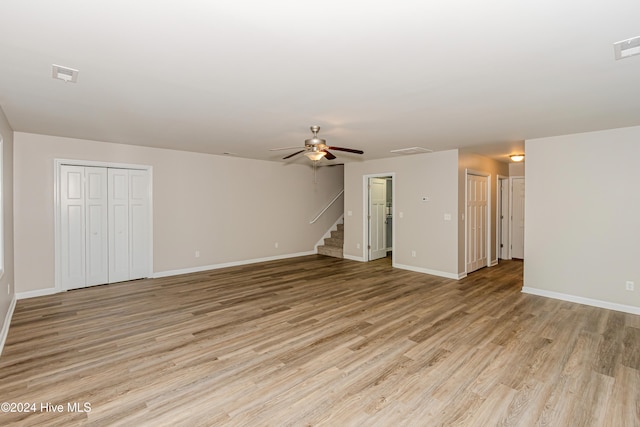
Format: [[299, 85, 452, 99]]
[[412, 250, 416, 257], [626, 281, 634, 291], [6, 283, 9, 295], [357, 243, 360, 249], [195, 250, 200, 258], [275, 242, 279, 249]]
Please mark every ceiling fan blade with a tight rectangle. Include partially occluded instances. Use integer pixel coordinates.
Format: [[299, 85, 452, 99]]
[[270, 146, 303, 151], [283, 150, 305, 159], [327, 146, 364, 154], [323, 150, 337, 160]]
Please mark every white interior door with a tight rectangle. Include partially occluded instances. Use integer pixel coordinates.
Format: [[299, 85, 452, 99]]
[[511, 177, 525, 259], [59, 162, 151, 290], [129, 169, 150, 280], [369, 177, 387, 260], [61, 166, 108, 289], [108, 169, 131, 283], [467, 173, 488, 273], [108, 168, 151, 282], [60, 165, 87, 289], [85, 167, 109, 286]]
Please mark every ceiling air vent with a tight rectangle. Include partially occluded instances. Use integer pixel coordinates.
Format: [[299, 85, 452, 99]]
[[52, 64, 79, 83], [614, 36, 640, 60], [390, 147, 433, 155]]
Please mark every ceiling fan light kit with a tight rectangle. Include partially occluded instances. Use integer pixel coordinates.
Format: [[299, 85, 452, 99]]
[[305, 150, 327, 161]]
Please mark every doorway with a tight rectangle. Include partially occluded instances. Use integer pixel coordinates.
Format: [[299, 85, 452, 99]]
[[497, 176, 509, 260], [366, 175, 393, 261]]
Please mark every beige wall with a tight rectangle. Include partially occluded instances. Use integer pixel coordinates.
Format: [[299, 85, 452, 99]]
[[524, 126, 640, 310], [0, 106, 15, 352], [458, 152, 509, 272], [509, 162, 525, 176], [344, 150, 460, 277], [14, 132, 343, 294]]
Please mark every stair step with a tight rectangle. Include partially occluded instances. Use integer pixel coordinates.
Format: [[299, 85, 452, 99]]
[[330, 230, 344, 239], [318, 245, 343, 258], [324, 237, 343, 247], [318, 222, 344, 259]]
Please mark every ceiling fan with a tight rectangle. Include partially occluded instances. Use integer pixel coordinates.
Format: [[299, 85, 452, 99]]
[[270, 126, 364, 161]]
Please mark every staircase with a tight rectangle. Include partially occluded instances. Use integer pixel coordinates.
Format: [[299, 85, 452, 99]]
[[317, 223, 344, 259]]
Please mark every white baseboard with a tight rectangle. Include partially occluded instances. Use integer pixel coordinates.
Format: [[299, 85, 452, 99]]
[[490, 258, 499, 267], [394, 263, 463, 280], [522, 287, 640, 316], [0, 294, 17, 356], [16, 288, 59, 300], [16, 252, 319, 298], [343, 254, 365, 262], [152, 251, 316, 279]]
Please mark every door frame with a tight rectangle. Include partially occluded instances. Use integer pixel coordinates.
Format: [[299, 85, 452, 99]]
[[368, 177, 387, 261], [464, 169, 491, 274], [54, 159, 154, 292], [497, 175, 510, 260], [362, 173, 395, 262]]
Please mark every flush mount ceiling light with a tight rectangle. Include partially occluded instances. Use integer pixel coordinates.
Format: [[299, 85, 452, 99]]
[[510, 154, 525, 162], [52, 64, 79, 83], [614, 36, 640, 60]]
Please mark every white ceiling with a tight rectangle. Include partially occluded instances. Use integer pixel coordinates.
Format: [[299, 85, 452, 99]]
[[1, 0, 639, 163]]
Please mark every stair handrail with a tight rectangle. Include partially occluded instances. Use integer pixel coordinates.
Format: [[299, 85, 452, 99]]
[[310, 189, 344, 224]]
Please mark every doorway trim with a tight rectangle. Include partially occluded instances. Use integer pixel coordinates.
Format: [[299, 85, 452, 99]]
[[362, 172, 395, 263], [497, 175, 510, 261], [54, 158, 154, 293], [465, 169, 491, 275]]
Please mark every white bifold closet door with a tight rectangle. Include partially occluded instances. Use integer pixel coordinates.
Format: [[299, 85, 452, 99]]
[[60, 165, 150, 290], [61, 166, 109, 289], [108, 168, 150, 283]]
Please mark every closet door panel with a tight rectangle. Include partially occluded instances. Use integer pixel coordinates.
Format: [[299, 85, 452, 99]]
[[108, 169, 130, 283], [60, 165, 86, 289], [129, 170, 150, 280], [85, 167, 109, 286]]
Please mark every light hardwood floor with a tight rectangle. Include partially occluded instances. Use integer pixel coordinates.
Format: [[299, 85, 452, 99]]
[[1, 256, 639, 426]]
